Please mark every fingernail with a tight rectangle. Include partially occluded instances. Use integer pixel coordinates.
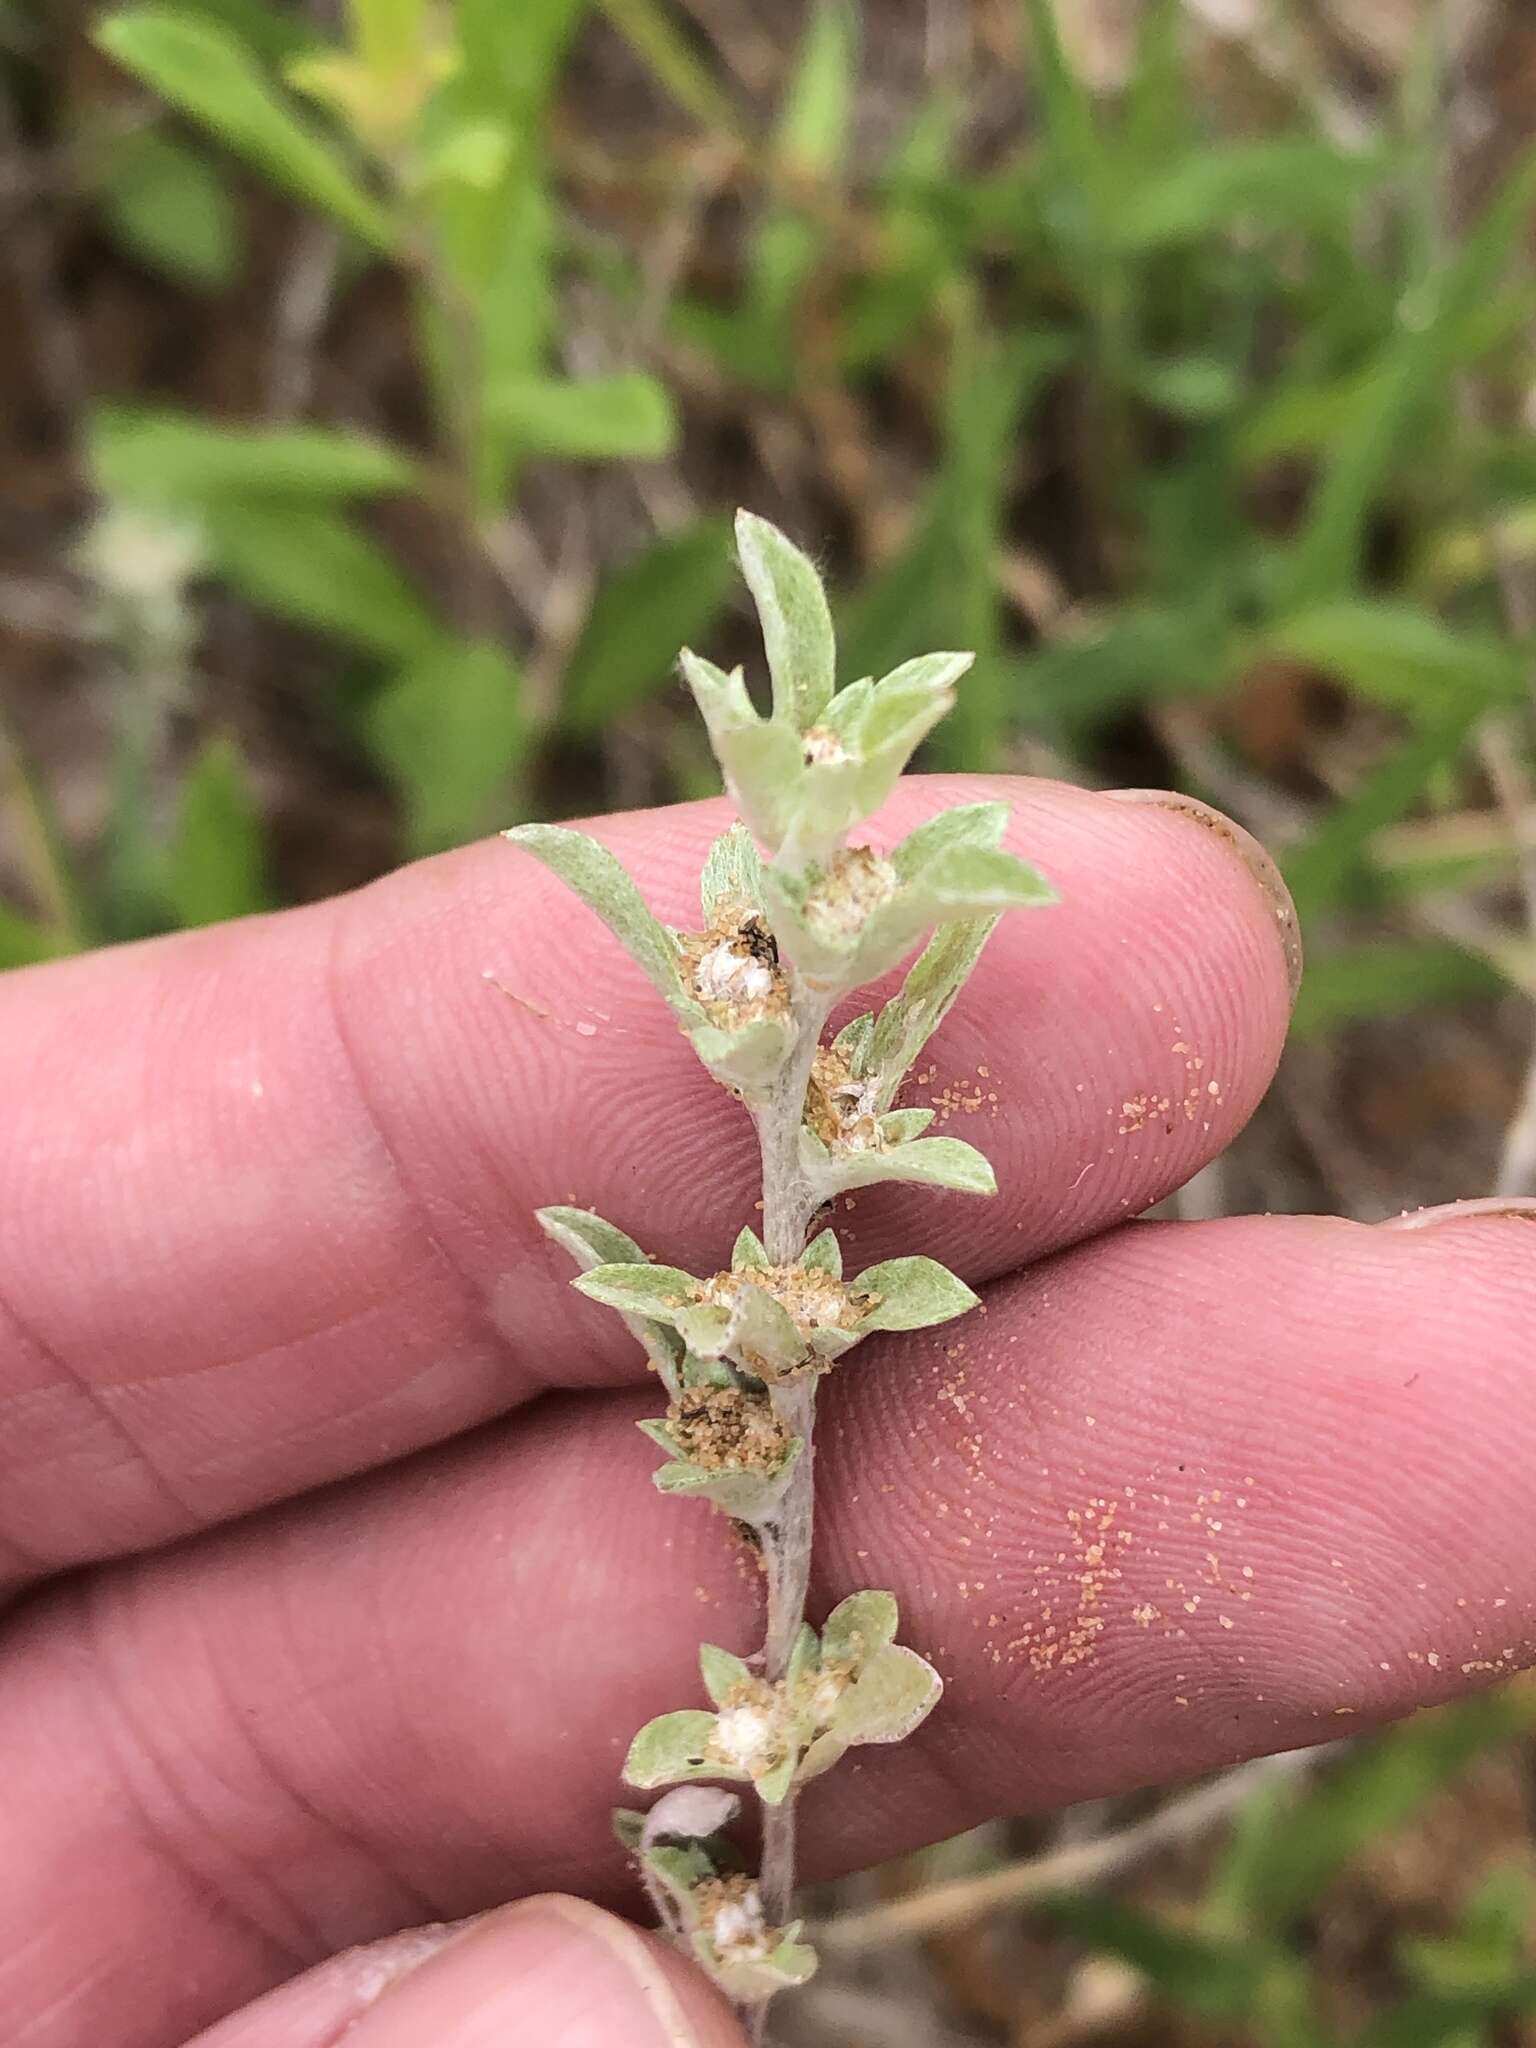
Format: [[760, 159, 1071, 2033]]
[[1379, 1197, 1536, 1231], [346, 1894, 736, 2047], [1102, 788, 1304, 1003]]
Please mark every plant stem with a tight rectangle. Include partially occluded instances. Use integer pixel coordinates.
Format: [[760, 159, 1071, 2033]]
[[750, 978, 832, 1973]]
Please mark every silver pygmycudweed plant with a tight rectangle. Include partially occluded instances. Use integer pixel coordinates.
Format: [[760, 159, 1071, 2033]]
[[505, 512, 1055, 2030]]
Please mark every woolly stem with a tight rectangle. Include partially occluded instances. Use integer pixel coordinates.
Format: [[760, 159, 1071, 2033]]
[[750, 977, 832, 1964]]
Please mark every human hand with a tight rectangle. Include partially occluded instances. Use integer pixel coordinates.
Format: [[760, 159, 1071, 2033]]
[[5, 777, 1534, 2048]]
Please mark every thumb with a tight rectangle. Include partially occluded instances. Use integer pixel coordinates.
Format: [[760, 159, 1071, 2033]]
[[183, 1894, 750, 2048]]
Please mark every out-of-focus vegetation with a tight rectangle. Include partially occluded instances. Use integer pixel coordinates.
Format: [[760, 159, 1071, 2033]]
[[6, 1, 1536, 2040]]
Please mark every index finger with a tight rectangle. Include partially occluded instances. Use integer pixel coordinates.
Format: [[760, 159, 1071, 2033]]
[[0, 777, 1296, 1591]]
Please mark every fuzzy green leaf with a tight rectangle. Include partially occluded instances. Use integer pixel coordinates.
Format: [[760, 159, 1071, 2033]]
[[613, 1807, 647, 1853], [786, 1622, 821, 1687], [735, 510, 835, 730], [732, 1225, 769, 1269], [801, 1228, 843, 1277], [542, 1210, 686, 1389], [504, 825, 694, 1016], [878, 1108, 937, 1141], [729, 1278, 810, 1377], [700, 1930, 819, 2001], [625, 1710, 732, 1790], [853, 1255, 979, 1332], [683, 1012, 797, 1096], [679, 652, 805, 849], [805, 1131, 997, 1200], [700, 823, 765, 925], [537, 1205, 648, 1271], [834, 1642, 943, 1744], [653, 1441, 803, 1520], [831, 1010, 876, 1067], [699, 1642, 754, 1706], [754, 1751, 798, 1806], [887, 799, 1007, 875], [865, 916, 999, 1107], [850, 842, 1054, 984], [820, 1590, 899, 1667], [574, 1261, 700, 1319]]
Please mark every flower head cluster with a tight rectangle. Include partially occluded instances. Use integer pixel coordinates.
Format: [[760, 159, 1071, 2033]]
[[613, 1791, 816, 2004], [623, 1593, 941, 1810]]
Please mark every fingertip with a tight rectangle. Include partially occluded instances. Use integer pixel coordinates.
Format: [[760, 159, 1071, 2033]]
[[337, 1895, 747, 2048], [1100, 787, 1303, 1005]]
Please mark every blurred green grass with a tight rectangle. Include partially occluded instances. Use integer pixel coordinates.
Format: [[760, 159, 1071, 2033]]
[[0, 0, 1532, 1032], [5, 4, 1536, 2036]]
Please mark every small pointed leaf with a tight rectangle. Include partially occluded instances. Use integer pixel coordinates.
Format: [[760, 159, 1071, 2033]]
[[732, 1225, 769, 1269], [887, 800, 1008, 878], [786, 1622, 821, 1687], [679, 651, 803, 850], [735, 510, 835, 730], [504, 826, 697, 1017], [536, 1205, 648, 1271], [728, 1278, 810, 1377], [684, 1012, 797, 1097], [553, 1228, 686, 1387], [865, 917, 999, 1106], [832, 1011, 876, 1066], [754, 1751, 798, 1806], [699, 1642, 754, 1706], [852, 1256, 979, 1332], [820, 1591, 900, 1668], [832, 1642, 943, 1745], [654, 1443, 802, 1520], [701, 822, 765, 925], [878, 1108, 936, 1141], [574, 1262, 700, 1322], [801, 1228, 842, 1277], [624, 1710, 730, 1789], [807, 1134, 997, 1200]]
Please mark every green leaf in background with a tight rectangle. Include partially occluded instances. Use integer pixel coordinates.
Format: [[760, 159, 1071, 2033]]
[[0, 902, 64, 971], [1282, 709, 1483, 920], [95, 8, 393, 249], [1040, 1892, 1276, 2024], [561, 519, 735, 735], [1253, 603, 1528, 720], [1128, 355, 1242, 421], [1400, 1867, 1536, 1999], [93, 129, 243, 293], [1018, 0, 1105, 248], [595, 0, 745, 137], [1290, 938, 1504, 1041], [202, 503, 440, 657], [168, 734, 270, 926], [747, 0, 857, 350], [1113, 138, 1380, 251], [842, 321, 1067, 765], [489, 373, 678, 460], [1353, 1980, 1536, 2048], [1207, 1694, 1536, 1937], [1281, 142, 1536, 607], [369, 639, 526, 855], [158, 0, 319, 67], [91, 409, 417, 502]]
